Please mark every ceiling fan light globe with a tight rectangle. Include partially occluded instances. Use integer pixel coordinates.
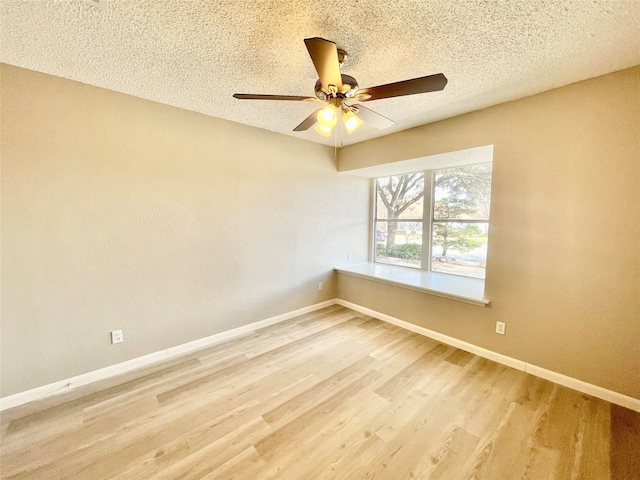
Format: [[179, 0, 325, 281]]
[[315, 124, 333, 137], [317, 105, 337, 127], [343, 110, 363, 134]]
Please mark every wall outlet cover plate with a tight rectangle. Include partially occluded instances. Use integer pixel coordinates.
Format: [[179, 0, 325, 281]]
[[111, 329, 123, 344]]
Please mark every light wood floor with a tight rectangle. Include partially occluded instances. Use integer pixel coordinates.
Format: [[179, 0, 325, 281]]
[[1, 305, 638, 479]]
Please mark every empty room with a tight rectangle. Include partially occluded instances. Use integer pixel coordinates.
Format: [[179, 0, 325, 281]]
[[1, 1, 639, 479]]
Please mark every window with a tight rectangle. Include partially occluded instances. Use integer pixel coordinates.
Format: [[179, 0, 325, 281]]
[[374, 163, 492, 279]]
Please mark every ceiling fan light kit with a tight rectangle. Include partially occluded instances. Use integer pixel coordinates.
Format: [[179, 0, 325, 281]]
[[233, 37, 447, 138]]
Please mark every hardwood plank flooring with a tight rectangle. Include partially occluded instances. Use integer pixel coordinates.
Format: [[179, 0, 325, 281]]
[[1, 305, 638, 479]]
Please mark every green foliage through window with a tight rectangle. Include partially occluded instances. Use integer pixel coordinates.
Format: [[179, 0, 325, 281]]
[[386, 243, 422, 260]]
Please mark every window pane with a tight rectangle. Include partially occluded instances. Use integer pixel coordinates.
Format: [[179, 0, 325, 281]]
[[375, 220, 422, 269], [431, 221, 488, 279], [376, 173, 424, 220], [433, 164, 492, 221]]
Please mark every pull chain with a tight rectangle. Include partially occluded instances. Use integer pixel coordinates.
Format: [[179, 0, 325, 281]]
[[334, 120, 338, 167]]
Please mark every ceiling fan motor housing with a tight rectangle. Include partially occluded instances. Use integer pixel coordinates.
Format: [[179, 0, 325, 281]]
[[314, 74, 359, 101]]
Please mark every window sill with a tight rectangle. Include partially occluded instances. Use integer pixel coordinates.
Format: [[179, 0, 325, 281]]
[[335, 263, 490, 307]]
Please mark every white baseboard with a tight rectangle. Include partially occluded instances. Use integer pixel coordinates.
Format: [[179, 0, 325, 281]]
[[336, 299, 640, 413], [0, 299, 337, 411], [165, 299, 337, 357], [4, 298, 638, 413]]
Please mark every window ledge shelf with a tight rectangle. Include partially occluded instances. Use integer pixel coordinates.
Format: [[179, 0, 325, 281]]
[[335, 263, 490, 307]]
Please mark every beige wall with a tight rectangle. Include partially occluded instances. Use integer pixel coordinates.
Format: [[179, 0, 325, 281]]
[[2, 64, 638, 402], [338, 66, 640, 399], [0, 64, 370, 397]]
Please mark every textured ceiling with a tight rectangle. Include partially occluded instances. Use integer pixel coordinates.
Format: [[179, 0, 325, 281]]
[[2, 0, 639, 147]]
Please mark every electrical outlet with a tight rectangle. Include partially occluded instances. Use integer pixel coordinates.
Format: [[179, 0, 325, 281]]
[[111, 329, 123, 344], [495, 322, 506, 335], [347, 253, 352, 261], [318, 282, 323, 291]]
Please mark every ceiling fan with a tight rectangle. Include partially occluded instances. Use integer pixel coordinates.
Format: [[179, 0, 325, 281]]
[[233, 37, 448, 137]]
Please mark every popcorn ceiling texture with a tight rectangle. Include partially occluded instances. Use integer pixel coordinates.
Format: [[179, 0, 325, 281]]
[[2, 0, 639, 146]]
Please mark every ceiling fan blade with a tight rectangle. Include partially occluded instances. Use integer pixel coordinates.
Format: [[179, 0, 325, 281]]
[[293, 108, 323, 131], [304, 37, 343, 91], [233, 94, 317, 101], [358, 73, 448, 101], [352, 104, 394, 129]]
